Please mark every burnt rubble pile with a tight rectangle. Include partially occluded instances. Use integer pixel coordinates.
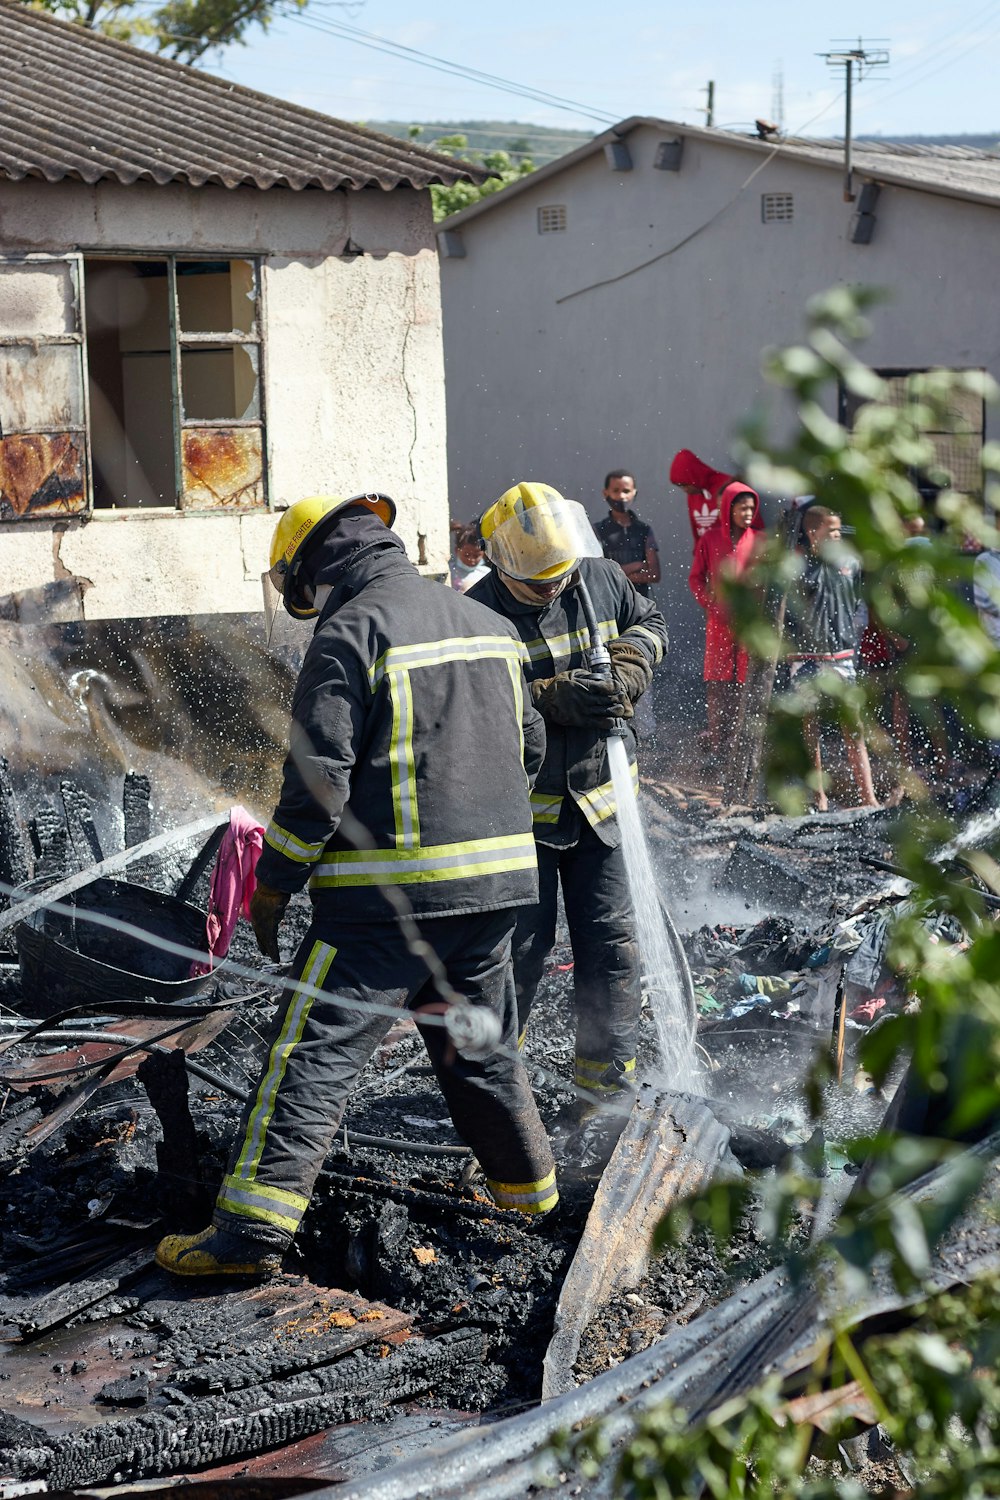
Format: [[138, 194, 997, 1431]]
[[0, 768, 998, 1493]]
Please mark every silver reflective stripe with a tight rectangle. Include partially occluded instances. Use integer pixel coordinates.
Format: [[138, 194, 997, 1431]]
[[263, 820, 328, 865], [218, 1177, 309, 1233], [231, 941, 336, 1181], [523, 619, 617, 666], [370, 635, 523, 690], [487, 1171, 559, 1213], [390, 667, 418, 848], [630, 623, 665, 663], [530, 792, 562, 824], [313, 834, 536, 881]]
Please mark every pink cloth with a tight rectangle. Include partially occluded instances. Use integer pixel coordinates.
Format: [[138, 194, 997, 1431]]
[[848, 996, 886, 1024], [190, 806, 265, 976]]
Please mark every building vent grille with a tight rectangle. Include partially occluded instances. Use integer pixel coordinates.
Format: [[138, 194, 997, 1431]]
[[537, 204, 567, 234], [761, 192, 794, 223]]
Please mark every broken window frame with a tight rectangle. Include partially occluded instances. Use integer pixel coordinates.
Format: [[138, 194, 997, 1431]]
[[167, 255, 269, 511], [0, 253, 91, 518], [839, 365, 986, 502], [1, 252, 270, 516]]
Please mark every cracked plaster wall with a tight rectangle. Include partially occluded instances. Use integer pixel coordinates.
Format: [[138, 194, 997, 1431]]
[[0, 179, 450, 620]]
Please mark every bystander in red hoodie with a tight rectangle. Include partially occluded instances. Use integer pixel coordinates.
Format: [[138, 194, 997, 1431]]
[[670, 449, 734, 545], [688, 483, 762, 757], [670, 449, 765, 547]]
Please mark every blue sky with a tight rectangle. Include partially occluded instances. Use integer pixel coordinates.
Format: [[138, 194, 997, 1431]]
[[209, 0, 1000, 140]]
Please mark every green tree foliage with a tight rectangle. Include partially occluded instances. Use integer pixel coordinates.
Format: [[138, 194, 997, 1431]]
[[406, 130, 536, 222], [22, 0, 312, 61], [562, 289, 1000, 1495]]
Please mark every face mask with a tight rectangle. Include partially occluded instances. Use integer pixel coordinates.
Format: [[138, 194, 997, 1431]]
[[500, 572, 572, 607]]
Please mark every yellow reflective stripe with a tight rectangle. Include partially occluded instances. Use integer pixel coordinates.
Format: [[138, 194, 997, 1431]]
[[217, 1177, 310, 1234], [575, 1056, 636, 1079], [575, 761, 639, 827], [388, 667, 419, 849], [631, 623, 665, 664], [530, 791, 562, 825], [506, 656, 526, 773], [369, 635, 523, 689], [523, 619, 617, 665], [575, 1057, 636, 1091], [231, 940, 337, 1183], [487, 1168, 558, 1214], [263, 819, 327, 865], [311, 834, 538, 888], [315, 833, 533, 868]]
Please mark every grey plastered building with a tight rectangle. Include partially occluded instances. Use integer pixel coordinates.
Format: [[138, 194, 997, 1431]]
[[438, 116, 1000, 677], [0, 0, 485, 622]]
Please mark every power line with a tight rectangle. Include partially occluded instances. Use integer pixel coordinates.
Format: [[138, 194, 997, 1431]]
[[284, 11, 620, 125], [865, 0, 1000, 90], [853, 11, 1000, 116]]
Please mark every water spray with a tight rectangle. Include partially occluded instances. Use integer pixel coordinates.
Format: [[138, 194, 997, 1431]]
[[572, 573, 698, 1084]]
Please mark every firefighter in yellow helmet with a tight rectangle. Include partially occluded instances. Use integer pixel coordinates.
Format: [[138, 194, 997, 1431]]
[[157, 492, 557, 1277], [471, 483, 668, 1101]]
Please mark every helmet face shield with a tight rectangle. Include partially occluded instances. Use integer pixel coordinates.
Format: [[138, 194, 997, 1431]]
[[261, 564, 288, 644], [484, 496, 602, 581]]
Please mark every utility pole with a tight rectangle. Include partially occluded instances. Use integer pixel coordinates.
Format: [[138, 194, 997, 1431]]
[[703, 80, 715, 127], [818, 39, 889, 201]]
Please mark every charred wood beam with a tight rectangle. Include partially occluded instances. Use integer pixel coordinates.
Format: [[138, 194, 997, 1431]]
[[123, 772, 152, 850], [0, 757, 31, 924], [6, 1328, 485, 1489], [60, 780, 104, 868], [137, 1047, 211, 1227]]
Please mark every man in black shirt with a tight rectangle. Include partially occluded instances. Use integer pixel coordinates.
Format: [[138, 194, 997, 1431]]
[[595, 470, 661, 599]]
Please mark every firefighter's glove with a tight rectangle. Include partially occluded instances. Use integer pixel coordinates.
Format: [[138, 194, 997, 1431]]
[[249, 883, 291, 962], [532, 670, 627, 728], [609, 638, 653, 709]]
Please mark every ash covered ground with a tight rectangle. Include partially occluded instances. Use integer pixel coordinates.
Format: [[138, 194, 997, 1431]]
[[0, 776, 914, 1487]]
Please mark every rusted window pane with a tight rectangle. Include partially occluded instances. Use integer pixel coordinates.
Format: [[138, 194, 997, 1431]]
[[0, 262, 76, 336], [0, 345, 84, 431], [181, 344, 259, 420], [177, 259, 256, 334], [0, 433, 85, 518], [181, 427, 263, 509]]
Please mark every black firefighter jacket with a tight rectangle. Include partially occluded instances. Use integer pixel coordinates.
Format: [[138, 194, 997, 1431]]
[[469, 558, 668, 849], [255, 543, 546, 921]]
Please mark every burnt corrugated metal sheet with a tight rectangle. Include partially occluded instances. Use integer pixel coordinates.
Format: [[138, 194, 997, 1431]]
[[543, 1087, 735, 1400], [0, 1, 488, 193]]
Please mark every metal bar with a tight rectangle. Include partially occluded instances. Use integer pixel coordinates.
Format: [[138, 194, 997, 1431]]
[[168, 256, 183, 507], [0, 335, 83, 347], [844, 58, 854, 201], [178, 332, 262, 345], [179, 419, 265, 430], [70, 252, 96, 513]]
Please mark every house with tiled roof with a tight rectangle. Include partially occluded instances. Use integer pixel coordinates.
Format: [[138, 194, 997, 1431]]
[[0, 0, 485, 619]]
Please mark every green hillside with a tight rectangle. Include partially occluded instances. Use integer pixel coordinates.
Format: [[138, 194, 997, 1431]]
[[367, 119, 591, 166]]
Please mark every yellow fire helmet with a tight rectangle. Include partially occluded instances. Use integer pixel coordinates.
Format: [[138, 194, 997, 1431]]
[[479, 482, 603, 581], [262, 492, 396, 633]]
